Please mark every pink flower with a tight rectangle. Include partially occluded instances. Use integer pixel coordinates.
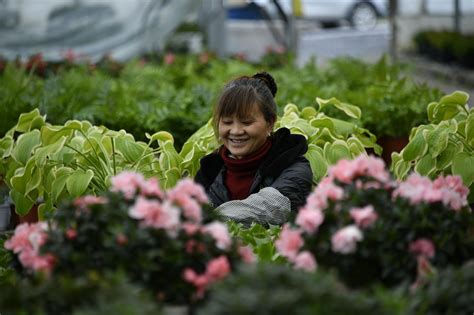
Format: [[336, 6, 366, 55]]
[[329, 155, 390, 184], [203, 222, 231, 250], [293, 251, 317, 272], [182, 268, 211, 299], [275, 224, 303, 260], [182, 223, 201, 236], [349, 205, 378, 228], [167, 178, 208, 223], [238, 245, 256, 264], [5, 222, 55, 274], [206, 256, 231, 282], [409, 238, 435, 259], [295, 207, 324, 234], [65, 228, 77, 240], [73, 195, 107, 212], [4, 223, 35, 253], [111, 171, 145, 199], [129, 197, 180, 232], [164, 53, 175, 65], [140, 177, 164, 199], [331, 225, 363, 254]]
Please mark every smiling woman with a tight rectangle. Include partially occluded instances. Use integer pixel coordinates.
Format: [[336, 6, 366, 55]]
[[195, 72, 313, 227]]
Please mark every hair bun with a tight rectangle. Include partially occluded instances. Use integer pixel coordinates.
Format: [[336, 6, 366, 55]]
[[253, 71, 277, 97]]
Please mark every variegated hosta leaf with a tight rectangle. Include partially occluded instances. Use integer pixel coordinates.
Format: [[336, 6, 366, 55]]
[[0, 135, 14, 159], [316, 97, 361, 119], [324, 140, 352, 165], [146, 130, 175, 145], [12, 108, 46, 134], [452, 152, 474, 186], [414, 154, 436, 177], [66, 169, 94, 198], [425, 124, 449, 158], [305, 144, 328, 183], [465, 113, 474, 148], [300, 106, 318, 120], [11, 130, 41, 165], [391, 152, 411, 180], [435, 141, 459, 171], [401, 129, 428, 161]]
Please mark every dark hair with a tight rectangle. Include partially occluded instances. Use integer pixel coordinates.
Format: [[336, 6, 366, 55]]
[[212, 71, 278, 133]]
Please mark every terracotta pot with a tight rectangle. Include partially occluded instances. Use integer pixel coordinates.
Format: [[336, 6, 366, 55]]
[[377, 136, 409, 166]]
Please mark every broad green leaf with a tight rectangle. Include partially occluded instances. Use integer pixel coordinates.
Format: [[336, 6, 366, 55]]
[[11, 130, 41, 165], [452, 152, 474, 186], [305, 144, 328, 183], [163, 168, 181, 189], [325, 140, 352, 165], [147, 131, 174, 145], [66, 169, 94, 197], [426, 126, 449, 158], [465, 113, 474, 147], [115, 136, 148, 163], [10, 189, 35, 216], [14, 109, 45, 133], [436, 142, 458, 171], [427, 102, 438, 122], [414, 154, 436, 177], [300, 106, 317, 119], [283, 103, 299, 115], [433, 103, 463, 122], [347, 136, 366, 156], [34, 136, 67, 167], [391, 152, 411, 180], [439, 90, 469, 106], [159, 141, 182, 170], [316, 97, 361, 119], [41, 125, 74, 146], [401, 129, 428, 161], [52, 167, 74, 203], [0, 135, 13, 158]]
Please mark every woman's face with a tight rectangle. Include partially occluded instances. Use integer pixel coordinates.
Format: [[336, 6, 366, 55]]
[[218, 105, 273, 159]]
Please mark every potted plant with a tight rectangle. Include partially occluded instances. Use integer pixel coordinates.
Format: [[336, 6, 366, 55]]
[[275, 155, 474, 288], [0, 109, 176, 219], [4, 171, 250, 309], [391, 90, 474, 202]]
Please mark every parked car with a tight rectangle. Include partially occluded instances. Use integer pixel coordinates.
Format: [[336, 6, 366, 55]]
[[252, 0, 388, 29]]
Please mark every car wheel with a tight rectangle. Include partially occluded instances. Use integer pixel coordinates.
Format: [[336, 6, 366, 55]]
[[349, 2, 378, 30]]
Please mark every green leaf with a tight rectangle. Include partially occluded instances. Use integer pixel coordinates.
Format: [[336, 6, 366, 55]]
[[0, 135, 13, 158], [414, 154, 436, 176], [401, 129, 428, 161], [146, 131, 175, 145], [115, 135, 148, 163], [436, 142, 459, 171], [9, 189, 35, 216], [34, 136, 67, 167], [305, 144, 328, 183], [452, 152, 474, 186], [41, 125, 74, 146], [11, 130, 41, 165], [162, 168, 181, 189], [325, 140, 352, 165], [316, 97, 361, 119], [439, 90, 469, 106], [465, 113, 474, 147], [66, 169, 94, 197], [426, 126, 449, 158], [391, 152, 411, 180], [52, 167, 74, 203], [300, 106, 317, 119], [14, 109, 45, 133]]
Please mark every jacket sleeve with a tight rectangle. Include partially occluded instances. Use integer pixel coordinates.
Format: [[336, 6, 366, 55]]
[[270, 156, 313, 212], [215, 187, 291, 228]]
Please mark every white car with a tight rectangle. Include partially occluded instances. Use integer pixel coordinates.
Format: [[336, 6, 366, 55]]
[[254, 0, 388, 29]]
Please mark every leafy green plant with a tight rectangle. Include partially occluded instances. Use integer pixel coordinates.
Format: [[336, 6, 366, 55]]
[[199, 263, 394, 315], [276, 155, 474, 288], [0, 109, 176, 217], [391, 91, 474, 201], [228, 222, 282, 262], [407, 262, 474, 315], [4, 171, 246, 305]]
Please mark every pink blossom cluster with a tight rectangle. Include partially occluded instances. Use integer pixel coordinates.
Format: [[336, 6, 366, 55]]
[[329, 154, 390, 184], [393, 173, 469, 211], [4, 222, 55, 274], [275, 224, 317, 272], [183, 255, 231, 298], [111, 172, 209, 232]]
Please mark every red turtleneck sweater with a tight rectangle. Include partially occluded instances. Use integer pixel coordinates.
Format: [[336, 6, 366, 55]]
[[220, 139, 272, 200]]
